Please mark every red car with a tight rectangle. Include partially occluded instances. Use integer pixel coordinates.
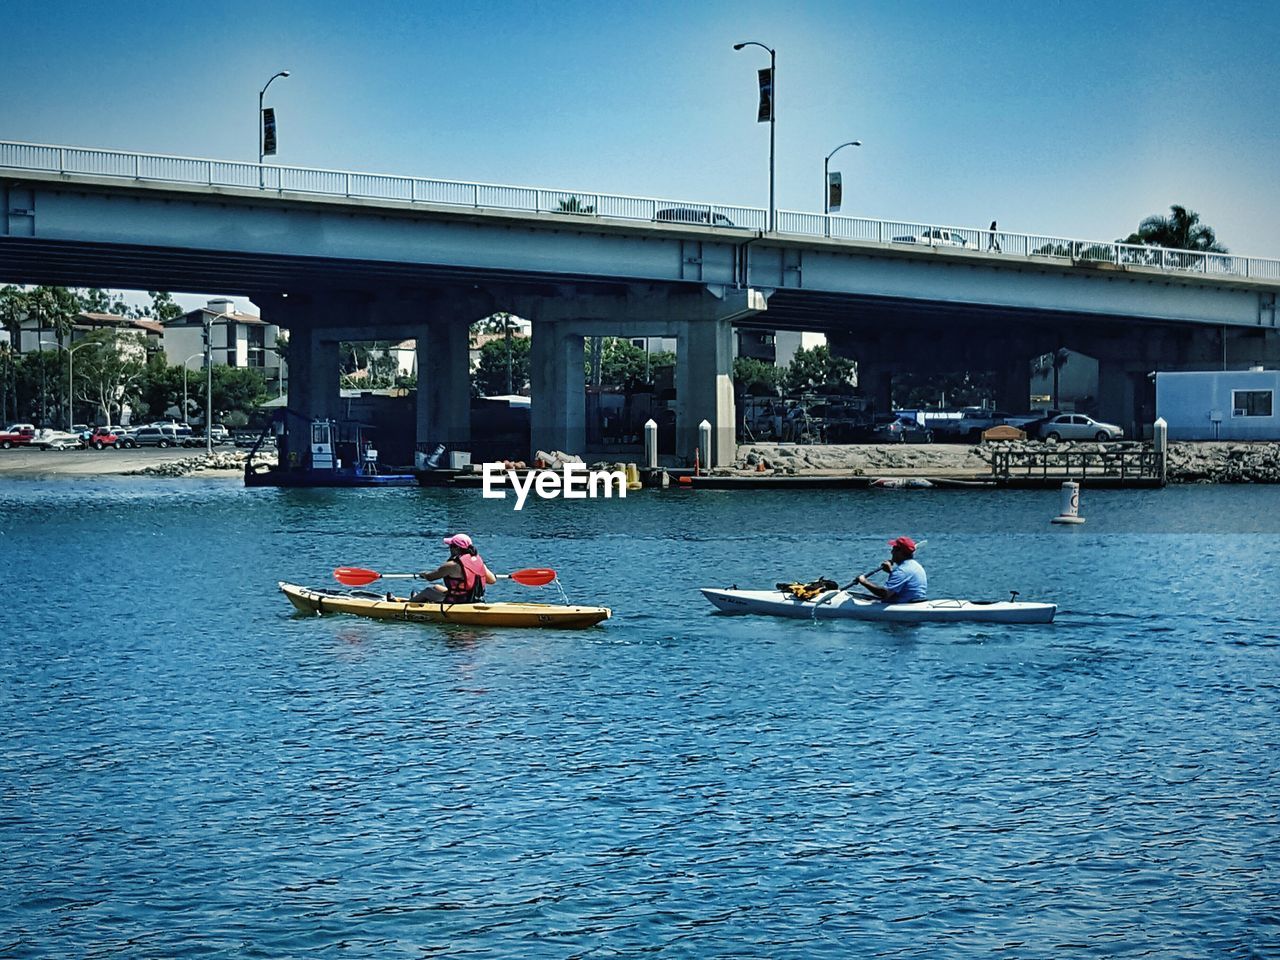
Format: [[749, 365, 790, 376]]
[[88, 426, 136, 450], [0, 424, 37, 449]]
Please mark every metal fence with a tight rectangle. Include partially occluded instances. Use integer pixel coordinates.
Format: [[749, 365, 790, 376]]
[[2, 140, 1277, 281]]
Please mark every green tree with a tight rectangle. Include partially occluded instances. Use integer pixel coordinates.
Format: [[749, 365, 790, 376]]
[[1121, 205, 1226, 252], [895, 370, 998, 409], [0, 285, 26, 343], [146, 291, 186, 323], [13, 349, 62, 424], [785, 345, 855, 394], [733, 356, 784, 396], [24, 286, 81, 345], [208, 366, 269, 421], [473, 335, 531, 396], [272, 329, 289, 362], [557, 196, 596, 214], [582, 337, 675, 388], [73, 329, 148, 424], [135, 353, 185, 420], [77, 288, 131, 315]]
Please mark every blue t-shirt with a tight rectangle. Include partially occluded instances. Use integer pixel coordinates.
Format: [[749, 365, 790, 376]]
[[883, 558, 927, 603]]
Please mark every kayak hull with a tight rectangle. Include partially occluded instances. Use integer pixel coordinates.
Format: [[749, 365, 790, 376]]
[[701, 588, 1056, 624], [280, 582, 611, 629]]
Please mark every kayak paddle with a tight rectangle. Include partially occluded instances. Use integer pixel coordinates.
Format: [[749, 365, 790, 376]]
[[334, 566, 557, 587]]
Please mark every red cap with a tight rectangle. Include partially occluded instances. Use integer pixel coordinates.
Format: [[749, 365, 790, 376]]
[[888, 536, 917, 553]]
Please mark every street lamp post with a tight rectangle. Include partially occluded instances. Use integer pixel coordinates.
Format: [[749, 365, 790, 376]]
[[824, 140, 862, 217], [181, 352, 204, 425], [734, 40, 776, 232], [204, 311, 237, 456], [40, 338, 101, 430], [258, 70, 290, 187]]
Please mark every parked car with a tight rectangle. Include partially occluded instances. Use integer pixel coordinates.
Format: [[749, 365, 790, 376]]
[[1, 424, 38, 448], [34, 428, 83, 450], [131, 425, 187, 448], [891, 227, 969, 248], [1038, 414, 1124, 442], [655, 207, 737, 227], [87, 426, 134, 449], [871, 416, 933, 443]]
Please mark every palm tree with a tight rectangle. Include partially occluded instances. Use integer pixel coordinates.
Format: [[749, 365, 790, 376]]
[[1122, 205, 1226, 252]]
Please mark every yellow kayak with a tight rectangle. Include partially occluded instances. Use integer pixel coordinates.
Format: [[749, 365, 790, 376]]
[[279, 582, 611, 629]]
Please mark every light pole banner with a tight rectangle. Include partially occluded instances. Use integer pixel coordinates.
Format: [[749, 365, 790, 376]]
[[756, 68, 773, 122], [262, 108, 277, 156], [828, 171, 842, 212]]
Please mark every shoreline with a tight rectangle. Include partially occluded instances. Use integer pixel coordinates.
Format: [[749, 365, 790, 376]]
[[3, 441, 1278, 484], [0, 448, 263, 480]]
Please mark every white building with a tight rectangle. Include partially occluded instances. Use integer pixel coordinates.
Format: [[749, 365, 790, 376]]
[[163, 298, 283, 388], [18, 311, 162, 357]]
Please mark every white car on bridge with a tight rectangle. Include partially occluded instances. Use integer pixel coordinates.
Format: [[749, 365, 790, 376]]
[[891, 228, 969, 248]]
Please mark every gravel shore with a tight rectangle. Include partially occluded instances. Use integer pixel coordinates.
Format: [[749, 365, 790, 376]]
[[5, 441, 1278, 483], [0, 447, 271, 479], [733, 440, 1280, 483]]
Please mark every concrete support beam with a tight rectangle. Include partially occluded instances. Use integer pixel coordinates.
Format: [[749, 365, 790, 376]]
[[283, 333, 341, 469], [995, 357, 1031, 412], [415, 319, 472, 452], [1096, 357, 1142, 439], [676, 317, 736, 466], [530, 321, 586, 456]]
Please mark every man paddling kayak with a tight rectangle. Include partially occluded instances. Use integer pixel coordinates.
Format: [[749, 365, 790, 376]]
[[411, 533, 498, 603], [856, 536, 927, 603]]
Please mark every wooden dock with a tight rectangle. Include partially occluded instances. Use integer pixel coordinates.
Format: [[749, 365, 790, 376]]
[[989, 445, 1165, 488]]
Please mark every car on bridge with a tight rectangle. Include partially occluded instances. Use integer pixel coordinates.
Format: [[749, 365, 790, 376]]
[[891, 228, 969, 248], [655, 208, 737, 228], [1037, 414, 1124, 442]]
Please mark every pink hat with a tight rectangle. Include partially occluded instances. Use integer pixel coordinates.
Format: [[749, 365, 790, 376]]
[[442, 533, 473, 549]]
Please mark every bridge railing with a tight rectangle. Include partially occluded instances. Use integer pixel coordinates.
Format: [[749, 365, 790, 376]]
[[2, 140, 1276, 282]]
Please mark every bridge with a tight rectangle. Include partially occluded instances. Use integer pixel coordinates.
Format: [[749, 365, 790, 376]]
[[3, 140, 1277, 466]]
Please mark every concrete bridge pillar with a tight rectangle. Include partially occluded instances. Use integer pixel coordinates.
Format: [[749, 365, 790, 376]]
[[530, 320, 586, 456], [856, 365, 895, 415], [676, 316, 735, 467], [1096, 358, 1143, 439], [995, 357, 1031, 412], [284, 333, 341, 469], [415, 319, 471, 453]]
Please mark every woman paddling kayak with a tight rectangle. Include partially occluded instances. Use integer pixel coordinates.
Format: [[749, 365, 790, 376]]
[[411, 533, 499, 603]]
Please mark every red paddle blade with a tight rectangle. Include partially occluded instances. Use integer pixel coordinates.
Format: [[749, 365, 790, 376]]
[[510, 567, 556, 586], [334, 566, 380, 586]]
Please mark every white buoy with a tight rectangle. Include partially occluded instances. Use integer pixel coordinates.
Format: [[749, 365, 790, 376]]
[[644, 418, 658, 469], [1051, 480, 1086, 524]]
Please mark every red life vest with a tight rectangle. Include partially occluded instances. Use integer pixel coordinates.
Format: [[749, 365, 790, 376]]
[[443, 552, 487, 602]]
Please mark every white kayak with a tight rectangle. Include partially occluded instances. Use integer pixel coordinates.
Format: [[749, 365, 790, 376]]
[[701, 588, 1056, 624]]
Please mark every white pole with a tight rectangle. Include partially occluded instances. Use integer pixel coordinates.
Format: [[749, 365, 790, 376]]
[[644, 418, 658, 469], [699, 418, 712, 471], [1153, 416, 1168, 484]]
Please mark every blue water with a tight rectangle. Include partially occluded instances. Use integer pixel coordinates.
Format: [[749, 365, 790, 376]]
[[2, 480, 1278, 958]]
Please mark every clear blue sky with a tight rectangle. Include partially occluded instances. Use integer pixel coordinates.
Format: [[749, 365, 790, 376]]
[[1, 0, 1277, 272]]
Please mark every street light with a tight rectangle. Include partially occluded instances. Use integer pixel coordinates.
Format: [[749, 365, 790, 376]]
[[181, 352, 204, 425], [258, 70, 290, 187], [204, 310, 237, 455], [824, 140, 862, 216], [40, 338, 101, 430], [734, 40, 776, 232]]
